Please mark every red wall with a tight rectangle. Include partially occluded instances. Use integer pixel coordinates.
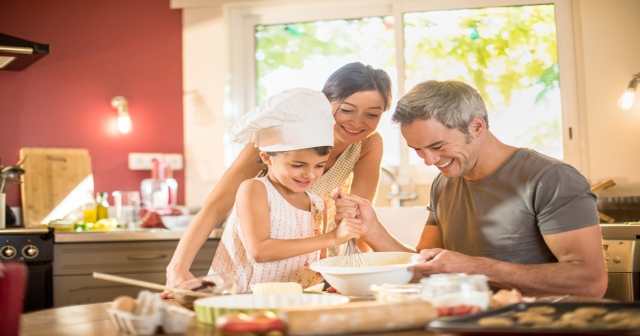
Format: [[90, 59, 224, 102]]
[[0, 1, 184, 209]]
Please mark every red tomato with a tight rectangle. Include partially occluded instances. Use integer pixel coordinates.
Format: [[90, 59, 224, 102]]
[[437, 307, 454, 316], [216, 312, 249, 329], [437, 305, 483, 317], [216, 310, 284, 333]]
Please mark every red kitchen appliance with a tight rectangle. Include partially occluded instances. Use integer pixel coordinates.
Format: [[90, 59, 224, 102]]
[[140, 160, 180, 228], [0, 261, 26, 336]]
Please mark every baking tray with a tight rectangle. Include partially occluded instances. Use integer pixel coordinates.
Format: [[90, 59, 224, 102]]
[[428, 302, 640, 335]]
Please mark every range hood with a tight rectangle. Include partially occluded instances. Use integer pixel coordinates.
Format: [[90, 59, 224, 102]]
[[0, 33, 50, 71]]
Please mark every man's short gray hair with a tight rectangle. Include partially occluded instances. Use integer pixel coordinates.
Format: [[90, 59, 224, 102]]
[[392, 80, 489, 134]]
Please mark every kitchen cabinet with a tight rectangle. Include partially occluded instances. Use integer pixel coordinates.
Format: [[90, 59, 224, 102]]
[[52, 239, 218, 307]]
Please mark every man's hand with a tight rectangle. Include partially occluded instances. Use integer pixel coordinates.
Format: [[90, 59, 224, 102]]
[[331, 187, 377, 237], [411, 248, 482, 280]]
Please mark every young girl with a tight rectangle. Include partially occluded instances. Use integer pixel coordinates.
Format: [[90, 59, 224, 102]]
[[210, 88, 363, 293]]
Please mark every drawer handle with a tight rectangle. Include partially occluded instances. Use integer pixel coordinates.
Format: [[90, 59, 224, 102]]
[[127, 254, 167, 260]]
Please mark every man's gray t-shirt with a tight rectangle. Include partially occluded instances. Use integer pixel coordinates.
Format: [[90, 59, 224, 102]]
[[426, 148, 599, 264]]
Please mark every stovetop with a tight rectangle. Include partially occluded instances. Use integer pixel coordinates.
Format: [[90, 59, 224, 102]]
[[0, 227, 51, 235], [0, 228, 53, 262]]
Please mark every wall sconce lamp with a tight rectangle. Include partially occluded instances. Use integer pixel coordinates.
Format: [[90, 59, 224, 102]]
[[619, 72, 640, 110], [111, 96, 132, 134]]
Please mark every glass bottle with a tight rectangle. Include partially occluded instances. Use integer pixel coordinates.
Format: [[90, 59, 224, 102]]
[[82, 191, 97, 230], [96, 192, 110, 221]]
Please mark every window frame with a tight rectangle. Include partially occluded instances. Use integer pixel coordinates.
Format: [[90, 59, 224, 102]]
[[227, 0, 584, 185]]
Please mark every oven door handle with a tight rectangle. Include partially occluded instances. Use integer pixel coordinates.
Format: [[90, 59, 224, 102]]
[[126, 254, 167, 261]]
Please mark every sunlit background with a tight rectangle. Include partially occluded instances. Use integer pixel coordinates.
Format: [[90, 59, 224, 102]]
[[254, 4, 562, 176]]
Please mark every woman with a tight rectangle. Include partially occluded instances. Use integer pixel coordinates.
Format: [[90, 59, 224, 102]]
[[162, 62, 392, 297]]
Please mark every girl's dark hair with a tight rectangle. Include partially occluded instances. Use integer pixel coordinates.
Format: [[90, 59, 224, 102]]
[[257, 146, 333, 164], [322, 62, 392, 111]]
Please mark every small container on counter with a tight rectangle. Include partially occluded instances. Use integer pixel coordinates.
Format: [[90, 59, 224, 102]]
[[420, 273, 490, 317], [369, 283, 423, 303]]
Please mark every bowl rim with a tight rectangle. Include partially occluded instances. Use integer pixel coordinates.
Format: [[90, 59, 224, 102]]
[[310, 252, 421, 274]]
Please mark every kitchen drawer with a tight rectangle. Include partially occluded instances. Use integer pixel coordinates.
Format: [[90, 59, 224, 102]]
[[53, 239, 218, 276], [53, 272, 168, 307]]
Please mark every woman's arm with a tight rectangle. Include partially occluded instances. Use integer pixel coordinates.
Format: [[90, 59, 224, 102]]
[[349, 132, 383, 251], [350, 132, 383, 203], [163, 143, 263, 296], [238, 180, 362, 263]]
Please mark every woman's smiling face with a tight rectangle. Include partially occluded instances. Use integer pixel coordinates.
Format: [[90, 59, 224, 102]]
[[331, 90, 386, 145]]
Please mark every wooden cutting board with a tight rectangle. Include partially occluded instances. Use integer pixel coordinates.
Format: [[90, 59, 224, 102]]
[[19, 148, 93, 226]]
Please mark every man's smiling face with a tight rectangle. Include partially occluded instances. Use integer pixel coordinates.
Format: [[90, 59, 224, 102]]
[[401, 118, 480, 179]]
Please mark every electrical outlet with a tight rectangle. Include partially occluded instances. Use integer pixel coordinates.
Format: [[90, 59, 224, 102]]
[[128, 153, 164, 170], [164, 153, 183, 171]]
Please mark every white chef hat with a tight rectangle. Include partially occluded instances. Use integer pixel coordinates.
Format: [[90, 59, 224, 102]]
[[231, 87, 335, 152]]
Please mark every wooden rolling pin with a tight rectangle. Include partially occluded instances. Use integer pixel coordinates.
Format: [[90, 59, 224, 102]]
[[279, 300, 437, 335]]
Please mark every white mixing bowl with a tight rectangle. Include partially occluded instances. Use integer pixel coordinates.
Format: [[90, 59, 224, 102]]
[[310, 251, 420, 297]]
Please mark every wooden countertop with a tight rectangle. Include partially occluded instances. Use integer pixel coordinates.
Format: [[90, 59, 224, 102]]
[[19, 296, 610, 336]]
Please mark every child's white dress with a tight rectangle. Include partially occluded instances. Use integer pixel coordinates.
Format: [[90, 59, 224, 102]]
[[210, 177, 324, 293]]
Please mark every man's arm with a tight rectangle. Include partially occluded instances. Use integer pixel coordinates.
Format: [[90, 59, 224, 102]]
[[414, 225, 608, 297]]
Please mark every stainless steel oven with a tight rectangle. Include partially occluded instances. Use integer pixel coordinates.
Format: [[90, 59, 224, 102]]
[[0, 228, 54, 312], [601, 224, 640, 302]]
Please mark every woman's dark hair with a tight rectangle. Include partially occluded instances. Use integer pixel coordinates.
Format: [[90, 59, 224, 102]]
[[257, 146, 333, 164], [322, 62, 392, 111]]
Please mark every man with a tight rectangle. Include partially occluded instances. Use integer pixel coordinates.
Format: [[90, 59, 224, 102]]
[[334, 80, 607, 297]]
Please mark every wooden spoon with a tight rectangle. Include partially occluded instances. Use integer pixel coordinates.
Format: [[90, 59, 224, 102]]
[[92, 272, 214, 297]]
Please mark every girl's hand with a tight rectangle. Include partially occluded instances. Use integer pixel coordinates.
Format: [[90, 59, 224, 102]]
[[332, 189, 377, 238], [160, 270, 196, 299], [332, 217, 362, 245]]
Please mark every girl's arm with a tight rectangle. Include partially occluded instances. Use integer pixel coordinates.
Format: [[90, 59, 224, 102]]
[[237, 180, 361, 263], [164, 143, 263, 294], [320, 199, 329, 259], [349, 132, 383, 251]]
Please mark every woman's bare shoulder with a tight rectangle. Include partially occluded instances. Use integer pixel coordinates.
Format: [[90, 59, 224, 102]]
[[360, 131, 384, 155]]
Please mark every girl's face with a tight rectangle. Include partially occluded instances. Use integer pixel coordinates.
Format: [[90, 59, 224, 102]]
[[331, 90, 386, 145], [261, 149, 330, 193]]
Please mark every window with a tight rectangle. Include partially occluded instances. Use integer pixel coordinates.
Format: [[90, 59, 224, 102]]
[[228, 0, 582, 184]]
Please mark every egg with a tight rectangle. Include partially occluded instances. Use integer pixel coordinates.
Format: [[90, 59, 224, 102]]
[[111, 295, 136, 313]]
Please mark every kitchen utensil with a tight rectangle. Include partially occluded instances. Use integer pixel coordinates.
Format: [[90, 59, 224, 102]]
[[591, 180, 616, 193], [173, 273, 238, 310], [20, 148, 93, 226], [341, 238, 370, 267], [92, 272, 214, 298], [0, 165, 26, 194], [194, 293, 349, 325], [310, 251, 420, 297], [1, 178, 21, 194], [280, 299, 437, 335], [1, 165, 25, 179]]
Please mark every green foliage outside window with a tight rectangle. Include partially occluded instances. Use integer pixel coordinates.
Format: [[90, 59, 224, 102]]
[[404, 5, 559, 108]]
